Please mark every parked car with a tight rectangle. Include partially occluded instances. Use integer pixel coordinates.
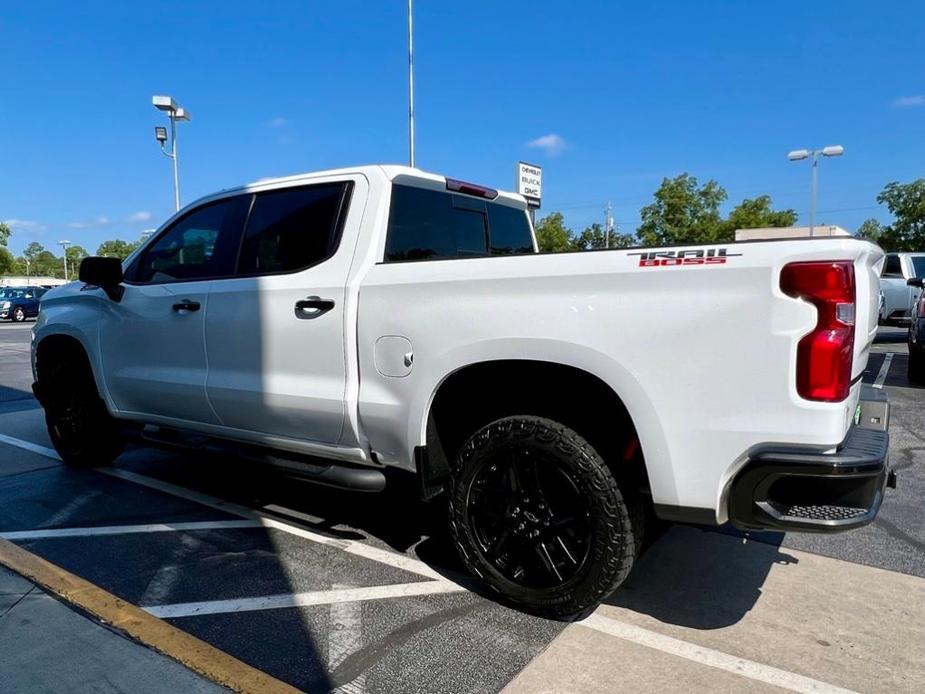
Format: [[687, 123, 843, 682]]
[[880, 252, 925, 325], [908, 277, 925, 383], [0, 286, 46, 322], [31, 165, 893, 618]]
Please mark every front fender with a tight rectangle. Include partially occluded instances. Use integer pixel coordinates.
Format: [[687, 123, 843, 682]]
[[32, 286, 112, 410]]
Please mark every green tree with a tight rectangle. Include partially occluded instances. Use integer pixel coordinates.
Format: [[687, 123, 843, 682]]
[[22, 242, 46, 263], [569, 222, 635, 250], [65, 245, 89, 277], [0, 221, 11, 247], [856, 218, 886, 245], [0, 247, 15, 274], [34, 250, 64, 278], [96, 239, 140, 260], [722, 195, 797, 235], [874, 180, 925, 251], [535, 212, 574, 252], [637, 174, 728, 246]]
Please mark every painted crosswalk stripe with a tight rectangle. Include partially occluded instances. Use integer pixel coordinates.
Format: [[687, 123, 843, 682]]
[[1, 520, 262, 541], [145, 580, 466, 619]]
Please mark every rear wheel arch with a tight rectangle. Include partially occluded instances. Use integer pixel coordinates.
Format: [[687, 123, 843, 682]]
[[423, 359, 651, 498]]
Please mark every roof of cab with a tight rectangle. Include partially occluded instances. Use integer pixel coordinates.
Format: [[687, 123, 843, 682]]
[[240, 165, 526, 206]]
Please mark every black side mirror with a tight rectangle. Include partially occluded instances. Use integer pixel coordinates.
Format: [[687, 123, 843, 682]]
[[79, 256, 125, 302], [907, 278, 924, 289]]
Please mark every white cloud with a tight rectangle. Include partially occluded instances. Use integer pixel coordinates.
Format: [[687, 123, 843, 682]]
[[265, 116, 290, 128], [2, 219, 46, 232], [526, 133, 567, 157], [68, 216, 110, 229], [126, 211, 152, 223], [892, 95, 925, 107]]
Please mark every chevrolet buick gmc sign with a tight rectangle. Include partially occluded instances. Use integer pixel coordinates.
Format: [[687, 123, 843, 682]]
[[516, 161, 542, 208]]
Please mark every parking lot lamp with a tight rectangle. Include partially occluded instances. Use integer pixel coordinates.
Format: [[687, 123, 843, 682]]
[[58, 240, 70, 281], [787, 145, 844, 237], [152, 96, 191, 212]]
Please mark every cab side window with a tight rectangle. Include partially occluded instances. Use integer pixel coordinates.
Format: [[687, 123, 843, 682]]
[[236, 182, 351, 275], [882, 254, 903, 278], [134, 197, 247, 284]]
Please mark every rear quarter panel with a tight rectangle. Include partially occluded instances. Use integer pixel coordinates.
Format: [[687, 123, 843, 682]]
[[357, 238, 882, 518]]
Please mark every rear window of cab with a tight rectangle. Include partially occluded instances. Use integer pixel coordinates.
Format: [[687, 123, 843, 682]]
[[385, 184, 534, 262]]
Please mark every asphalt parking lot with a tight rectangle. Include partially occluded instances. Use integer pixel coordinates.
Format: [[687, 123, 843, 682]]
[[0, 321, 923, 693]]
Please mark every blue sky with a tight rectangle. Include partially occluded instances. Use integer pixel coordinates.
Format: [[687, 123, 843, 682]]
[[2, 0, 923, 255]]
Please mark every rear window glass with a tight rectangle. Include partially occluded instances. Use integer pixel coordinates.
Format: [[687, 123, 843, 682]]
[[237, 183, 350, 275], [385, 184, 533, 261]]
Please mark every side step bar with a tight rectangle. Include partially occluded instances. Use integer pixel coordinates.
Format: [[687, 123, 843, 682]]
[[126, 425, 386, 493]]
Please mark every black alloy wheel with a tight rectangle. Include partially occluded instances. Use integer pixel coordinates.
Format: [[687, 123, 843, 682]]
[[466, 447, 591, 589], [449, 416, 638, 619]]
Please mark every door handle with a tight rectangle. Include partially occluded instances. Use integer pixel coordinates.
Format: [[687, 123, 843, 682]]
[[295, 297, 335, 317], [172, 300, 201, 312]]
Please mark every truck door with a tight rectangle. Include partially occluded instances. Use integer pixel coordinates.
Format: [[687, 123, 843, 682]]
[[204, 176, 364, 445], [99, 195, 249, 424]]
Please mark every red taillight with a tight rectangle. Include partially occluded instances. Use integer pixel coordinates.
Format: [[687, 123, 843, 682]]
[[780, 261, 856, 402], [919, 297, 925, 318]]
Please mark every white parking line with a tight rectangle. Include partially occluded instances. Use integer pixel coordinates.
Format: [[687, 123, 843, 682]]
[[100, 467, 448, 581], [0, 430, 868, 692], [0, 433, 448, 581], [145, 580, 465, 619], [0, 520, 262, 541], [582, 613, 857, 694], [0, 433, 58, 458], [873, 352, 894, 388]]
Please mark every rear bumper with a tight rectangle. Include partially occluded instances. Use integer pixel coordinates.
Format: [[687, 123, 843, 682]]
[[728, 386, 894, 533]]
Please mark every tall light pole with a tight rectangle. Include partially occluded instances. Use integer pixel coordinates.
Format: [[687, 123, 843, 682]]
[[58, 240, 70, 281], [407, 0, 415, 167], [152, 95, 191, 211], [787, 145, 844, 237]]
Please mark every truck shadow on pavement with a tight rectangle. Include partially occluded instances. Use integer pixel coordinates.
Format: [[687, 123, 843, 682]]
[[604, 524, 797, 630]]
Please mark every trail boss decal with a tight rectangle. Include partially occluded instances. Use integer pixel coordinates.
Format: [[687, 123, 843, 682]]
[[627, 248, 742, 268]]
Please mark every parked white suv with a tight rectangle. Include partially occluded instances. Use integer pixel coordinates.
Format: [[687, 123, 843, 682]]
[[31, 165, 893, 617]]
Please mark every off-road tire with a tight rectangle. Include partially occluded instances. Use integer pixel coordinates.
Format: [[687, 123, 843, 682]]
[[42, 356, 124, 467], [11, 306, 26, 322], [449, 416, 637, 619]]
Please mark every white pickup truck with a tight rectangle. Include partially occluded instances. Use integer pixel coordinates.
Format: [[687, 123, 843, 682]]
[[879, 251, 925, 325], [31, 165, 893, 618]]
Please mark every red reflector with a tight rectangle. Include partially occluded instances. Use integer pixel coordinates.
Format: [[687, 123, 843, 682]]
[[446, 178, 499, 200], [780, 261, 856, 402]]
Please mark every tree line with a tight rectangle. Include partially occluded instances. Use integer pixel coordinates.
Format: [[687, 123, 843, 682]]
[[0, 227, 141, 278], [3, 175, 923, 273], [535, 173, 925, 253]]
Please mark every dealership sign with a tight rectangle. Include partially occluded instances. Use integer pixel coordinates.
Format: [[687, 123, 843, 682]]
[[516, 162, 542, 208]]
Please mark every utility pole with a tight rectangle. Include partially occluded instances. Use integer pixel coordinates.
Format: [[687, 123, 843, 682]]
[[605, 201, 614, 249], [407, 0, 415, 168]]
